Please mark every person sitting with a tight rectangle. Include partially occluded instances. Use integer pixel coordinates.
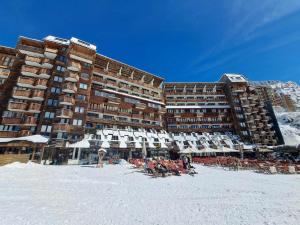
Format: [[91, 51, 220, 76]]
[[155, 162, 168, 177]]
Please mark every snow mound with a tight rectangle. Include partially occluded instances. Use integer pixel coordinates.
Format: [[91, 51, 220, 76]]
[[118, 159, 129, 165], [2, 161, 41, 169]]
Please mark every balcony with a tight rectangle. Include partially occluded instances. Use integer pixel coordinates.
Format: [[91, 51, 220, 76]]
[[41, 58, 53, 69], [31, 90, 44, 101], [135, 103, 147, 110], [2, 117, 22, 125], [39, 68, 51, 79], [59, 96, 75, 105], [13, 89, 31, 99], [67, 61, 81, 72], [0, 131, 18, 138], [25, 55, 42, 67], [28, 103, 41, 113], [92, 75, 105, 84], [17, 77, 35, 87], [23, 116, 37, 126], [21, 65, 39, 77], [53, 123, 71, 132], [19, 130, 32, 136], [8, 102, 27, 111], [44, 47, 58, 59], [0, 68, 10, 78], [57, 109, 73, 118], [34, 79, 48, 89], [62, 83, 77, 93], [65, 71, 79, 82]]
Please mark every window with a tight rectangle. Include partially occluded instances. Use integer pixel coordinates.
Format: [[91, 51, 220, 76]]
[[73, 119, 83, 126], [50, 87, 61, 94], [77, 94, 86, 101], [79, 83, 88, 89], [53, 76, 63, 83], [81, 73, 89, 80], [112, 136, 119, 141], [95, 90, 115, 98], [1, 56, 14, 67], [45, 111, 55, 119], [83, 62, 91, 68], [56, 65, 65, 72], [47, 99, 58, 106], [57, 55, 66, 63], [75, 106, 84, 113], [41, 125, 52, 133]]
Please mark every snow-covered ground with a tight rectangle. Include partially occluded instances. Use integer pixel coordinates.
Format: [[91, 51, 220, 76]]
[[0, 163, 300, 225]]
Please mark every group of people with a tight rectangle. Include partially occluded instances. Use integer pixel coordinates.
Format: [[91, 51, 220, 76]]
[[130, 156, 197, 177]]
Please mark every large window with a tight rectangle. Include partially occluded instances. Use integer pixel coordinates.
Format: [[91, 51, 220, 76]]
[[41, 125, 52, 133], [45, 111, 55, 119], [73, 119, 83, 126], [50, 87, 61, 94], [79, 83, 88, 90], [75, 106, 84, 113], [47, 99, 58, 106]]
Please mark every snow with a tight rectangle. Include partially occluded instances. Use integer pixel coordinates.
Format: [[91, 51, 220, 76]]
[[276, 112, 300, 145], [0, 135, 48, 144], [0, 163, 300, 225]]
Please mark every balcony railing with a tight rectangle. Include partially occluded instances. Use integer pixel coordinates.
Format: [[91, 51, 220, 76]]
[[53, 123, 71, 132], [35, 79, 48, 88], [25, 55, 42, 63], [31, 90, 44, 100], [62, 83, 78, 93], [13, 89, 31, 98], [23, 116, 37, 125], [19, 130, 32, 136], [65, 71, 79, 82], [39, 68, 51, 79], [0, 131, 19, 138], [8, 102, 27, 111], [59, 96, 75, 105], [17, 77, 35, 86], [44, 47, 58, 59], [41, 58, 53, 69], [1, 117, 22, 124], [67, 61, 81, 72], [56, 109, 73, 118], [28, 103, 41, 112], [0, 68, 10, 78]]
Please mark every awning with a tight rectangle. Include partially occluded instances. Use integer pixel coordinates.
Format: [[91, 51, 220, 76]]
[[66, 139, 90, 148]]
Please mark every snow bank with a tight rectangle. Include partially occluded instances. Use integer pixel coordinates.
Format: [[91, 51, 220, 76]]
[[0, 164, 299, 225], [2, 161, 41, 169]]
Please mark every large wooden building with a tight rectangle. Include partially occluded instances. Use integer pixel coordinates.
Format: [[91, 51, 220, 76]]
[[0, 36, 284, 161]]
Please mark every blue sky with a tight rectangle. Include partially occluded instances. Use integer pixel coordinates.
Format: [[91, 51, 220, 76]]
[[1, 0, 300, 83]]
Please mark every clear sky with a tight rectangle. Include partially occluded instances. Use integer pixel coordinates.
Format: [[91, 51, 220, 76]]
[[1, 0, 300, 83]]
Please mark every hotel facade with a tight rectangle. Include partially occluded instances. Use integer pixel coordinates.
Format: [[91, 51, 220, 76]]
[[0, 36, 284, 162]]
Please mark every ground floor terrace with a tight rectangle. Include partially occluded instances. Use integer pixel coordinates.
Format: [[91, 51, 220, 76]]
[[0, 162, 299, 225]]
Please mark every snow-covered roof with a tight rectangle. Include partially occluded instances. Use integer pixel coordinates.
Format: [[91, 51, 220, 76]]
[[66, 139, 90, 148], [0, 135, 48, 144]]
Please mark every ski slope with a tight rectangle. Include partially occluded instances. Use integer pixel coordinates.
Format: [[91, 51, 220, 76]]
[[0, 162, 299, 225]]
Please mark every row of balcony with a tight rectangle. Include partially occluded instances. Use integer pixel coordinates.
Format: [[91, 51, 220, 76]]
[[17, 77, 48, 89], [92, 75, 161, 98], [62, 82, 78, 93], [25, 56, 53, 69], [7, 102, 42, 112], [21, 65, 51, 79], [1, 116, 37, 126], [13, 89, 44, 101]]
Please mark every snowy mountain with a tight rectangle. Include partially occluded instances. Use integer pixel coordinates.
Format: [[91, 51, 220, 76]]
[[275, 112, 300, 146]]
